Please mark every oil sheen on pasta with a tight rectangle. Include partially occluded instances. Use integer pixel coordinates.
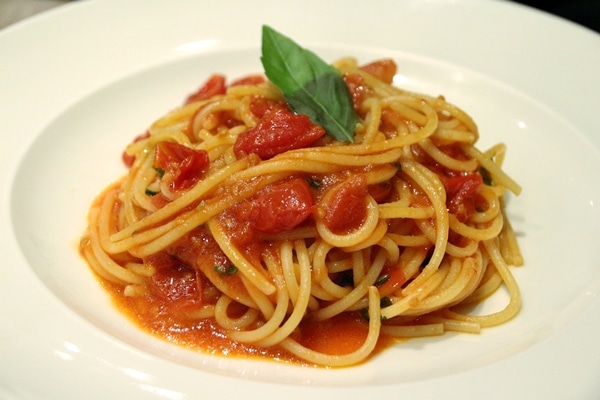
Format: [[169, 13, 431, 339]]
[[80, 58, 523, 367]]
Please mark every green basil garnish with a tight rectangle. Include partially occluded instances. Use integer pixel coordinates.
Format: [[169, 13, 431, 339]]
[[261, 25, 358, 142]]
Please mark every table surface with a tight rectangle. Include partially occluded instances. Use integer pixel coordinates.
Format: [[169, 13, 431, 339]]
[[0, 0, 70, 30], [1, 0, 599, 33]]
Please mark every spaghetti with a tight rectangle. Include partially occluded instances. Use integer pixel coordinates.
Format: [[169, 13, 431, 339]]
[[80, 57, 523, 367]]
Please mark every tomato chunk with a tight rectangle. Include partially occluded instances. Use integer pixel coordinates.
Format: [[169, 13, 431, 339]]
[[154, 141, 210, 191], [184, 74, 265, 106], [230, 74, 266, 87], [442, 172, 483, 223], [184, 74, 227, 104], [319, 175, 368, 234], [249, 97, 287, 119], [360, 59, 397, 84], [146, 253, 200, 310], [343, 72, 367, 112], [233, 108, 326, 159], [233, 178, 314, 234]]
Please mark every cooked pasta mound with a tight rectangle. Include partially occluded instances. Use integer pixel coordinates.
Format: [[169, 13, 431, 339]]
[[80, 58, 523, 367]]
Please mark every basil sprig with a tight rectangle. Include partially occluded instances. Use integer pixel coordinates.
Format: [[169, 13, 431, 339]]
[[261, 25, 358, 142]]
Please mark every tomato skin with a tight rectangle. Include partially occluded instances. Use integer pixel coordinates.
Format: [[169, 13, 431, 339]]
[[154, 141, 210, 191], [442, 172, 483, 223], [230, 74, 266, 87], [360, 59, 397, 84], [233, 108, 326, 159], [249, 97, 287, 119], [319, 175, 368, 234], [185, 74, 264, 106], [184, 74, 227, 104], [234, 178, 314, 234], [122, 152, 135, 168]]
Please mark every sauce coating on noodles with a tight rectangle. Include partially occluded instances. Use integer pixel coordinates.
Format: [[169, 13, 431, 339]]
[[81, 55, 523, 367], [99, 246, 394, 364]]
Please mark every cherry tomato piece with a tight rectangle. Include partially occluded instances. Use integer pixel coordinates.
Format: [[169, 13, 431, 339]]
[[234, 178, 314, 234], [443, 172, 483, 223], [154, 141, 210, 191], [233, 108, 326, 159], [184, 74, 227, 104], [319, 175, 368, 234], [360, 59, 397, 84]]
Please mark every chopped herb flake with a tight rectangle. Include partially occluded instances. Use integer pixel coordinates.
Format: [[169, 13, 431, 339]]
[[306, 177, 322, 189], [213, 265, 238, 276], [480, 167, 493, 186], [375, 274, 390, 287], [154, 167, 165, 178]]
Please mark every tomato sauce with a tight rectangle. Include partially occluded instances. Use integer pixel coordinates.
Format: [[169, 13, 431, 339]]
[[99, 274, 396, 366], [94, 187, 398, 366], [100, 278, 300, 362], [96, 62, 488, 367], [295, 313, 374, 356]]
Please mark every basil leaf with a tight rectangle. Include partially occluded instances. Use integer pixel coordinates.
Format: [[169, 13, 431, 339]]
[[261, 25, 358, 142]]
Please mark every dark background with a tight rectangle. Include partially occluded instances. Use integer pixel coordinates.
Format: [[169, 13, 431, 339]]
[[513, 0, 600, 33]]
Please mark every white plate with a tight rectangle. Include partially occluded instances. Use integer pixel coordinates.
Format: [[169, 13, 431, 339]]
[[1, 0, 599, 398]]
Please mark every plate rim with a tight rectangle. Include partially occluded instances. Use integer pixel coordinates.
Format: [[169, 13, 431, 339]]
[[1, 0, 599, 399]]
